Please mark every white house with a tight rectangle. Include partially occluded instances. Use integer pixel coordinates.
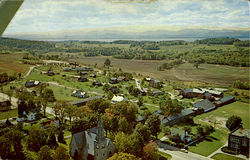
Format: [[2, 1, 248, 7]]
[[111, 95, 127, 104], [171, 128, 192, 143], [17, 111, 37, 122]]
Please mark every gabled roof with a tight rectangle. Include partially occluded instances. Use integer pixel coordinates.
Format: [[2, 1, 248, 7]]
[[194, 99, 215, 112], [162, 108, 195, 124], [231, 128, 250, 139], [111, 95, 126, 103], [69, 96, 103, 106], [171, 128, 186, 136], [220, 96, 234, 103]]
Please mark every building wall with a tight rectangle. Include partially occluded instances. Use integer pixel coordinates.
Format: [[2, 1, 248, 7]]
[[228, 135, 249, 153]]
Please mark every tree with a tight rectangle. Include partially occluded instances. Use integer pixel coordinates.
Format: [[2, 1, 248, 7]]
[[58, 130, 66, 144], [87, 99, 110, 113], [53, 146, 70, 160], [160, 99, 183, 117], [4, 130, 24, 158], [193, 62, 199, 69], [118, 117, 130, 133], [204, 125, 214, 135], [170, 134, 181, 144], [133, 123, 151, 146], [65, 105, 77, 123], [137, 96, 143, 107], [104, 58, 111, 66], [107, 152, 141, 160], [53, 102, 67, 126], [146, 115, 160, 139], [0, 137, 11, 159], [18, 100, 27, 117], [107, 91, 114, 100], [162, 126, 171, 135], [142, 142, 159, 160], [48, 134, 58, 148], [41, 88, 56, 102], [38, 145, 53, 160], [27, 125, 48, 152], [226, 115, 242, 131], [196, 126, 204, 137], [114, 102, 138, 122]]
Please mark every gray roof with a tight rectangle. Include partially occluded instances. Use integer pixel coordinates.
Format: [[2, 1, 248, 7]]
[[231, 128, 250, 139], [136, 115, 144, 122], [162, 108, 194, 124], [220, 96, 234, 103], [183, 88, 194, 94], [69, 96, 103, 106], [71, 127, 113, 156], [171, 128, 185, 136], [194, 99, 215, 112]]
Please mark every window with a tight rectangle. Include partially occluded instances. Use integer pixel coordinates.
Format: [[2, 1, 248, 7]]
[[231, 137, 240, 144], [242, 140, 247, 147]]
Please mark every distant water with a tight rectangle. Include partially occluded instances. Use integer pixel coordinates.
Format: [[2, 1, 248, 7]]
[[48, 37, 250, 42]]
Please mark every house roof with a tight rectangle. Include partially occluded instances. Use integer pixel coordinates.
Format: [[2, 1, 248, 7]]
[[136, 115, 144, 122], [171, 128, 185, 136], [162, 108, 195, 124], [219, 96, 234, 103], [194, 99, 215, 112], [111, 95, 126, 102], [184, 88, 222, 95], [69, 96, 103, 106], [231, 128, 250, 139]]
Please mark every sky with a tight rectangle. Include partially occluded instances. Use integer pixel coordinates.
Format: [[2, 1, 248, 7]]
[[3, 0, 250, 35]]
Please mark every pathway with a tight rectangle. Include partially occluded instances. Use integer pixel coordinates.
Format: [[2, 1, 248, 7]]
[[23, 65, 40, 78]]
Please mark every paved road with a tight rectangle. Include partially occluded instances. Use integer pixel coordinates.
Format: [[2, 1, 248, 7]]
[[158, 141, 211, 160]]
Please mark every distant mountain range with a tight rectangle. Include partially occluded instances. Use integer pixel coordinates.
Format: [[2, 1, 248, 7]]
[[3, 27, 249, 41]]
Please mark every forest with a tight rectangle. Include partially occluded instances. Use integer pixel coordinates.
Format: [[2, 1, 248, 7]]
[[0, 37, 249, 67]]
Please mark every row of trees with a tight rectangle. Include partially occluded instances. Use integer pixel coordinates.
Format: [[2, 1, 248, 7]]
[[0, 72, 19, 84], [0, 123, 69, 159], [233, 80, 249, 90]]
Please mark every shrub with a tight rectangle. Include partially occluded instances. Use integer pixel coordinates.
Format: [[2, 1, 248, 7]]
[[221, 146, 237, 155]]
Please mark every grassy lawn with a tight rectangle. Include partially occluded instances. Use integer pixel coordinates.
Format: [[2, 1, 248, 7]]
[[188, 130, 227, 157], [0, 109, 18, 120], [188, 101, 249, 157], [194, 101, 249, 129], [212, 153, 245, 160], [158, 151, 172, 160]]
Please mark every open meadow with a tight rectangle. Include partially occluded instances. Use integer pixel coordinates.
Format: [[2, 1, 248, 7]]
[[74, 56, 249, 86], [0, 53, 31, 75]]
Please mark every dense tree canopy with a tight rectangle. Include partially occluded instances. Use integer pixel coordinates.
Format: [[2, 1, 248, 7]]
[[226, 115, 242, 131]]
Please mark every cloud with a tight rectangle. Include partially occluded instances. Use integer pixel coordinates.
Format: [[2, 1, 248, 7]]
[[3, 0, 250, 34]]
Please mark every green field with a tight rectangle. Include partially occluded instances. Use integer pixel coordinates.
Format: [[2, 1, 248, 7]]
[[158, 151, 172, 160], [188, 130, 226, 156], [0, 109, 18, 120], [173, 63, 249, 86], [188, 101, 249, 156], [211, 153, 245, 160], [194, 101, 249, 129]]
